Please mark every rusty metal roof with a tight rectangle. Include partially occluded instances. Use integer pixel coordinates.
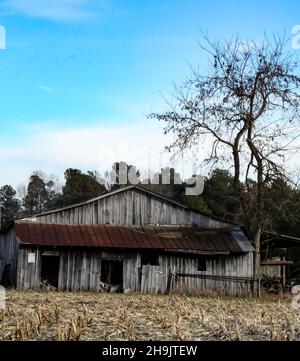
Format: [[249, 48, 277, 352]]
[[15, 222, 254, 254]]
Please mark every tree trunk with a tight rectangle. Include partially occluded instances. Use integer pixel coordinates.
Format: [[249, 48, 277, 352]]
[[233, 149, 240, 191], [246, 124, 263, 281], [254, 226, 262, 278]]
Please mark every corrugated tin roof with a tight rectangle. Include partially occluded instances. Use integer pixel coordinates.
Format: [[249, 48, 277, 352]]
[[15, 222, 253, 254], [231, 230, 255, 252]]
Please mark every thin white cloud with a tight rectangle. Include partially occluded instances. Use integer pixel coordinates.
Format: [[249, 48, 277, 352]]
[[0, 120, 201, 188], [2, 0, 103, 22], [39, 85, 55, 92], [1, 119, 299, 189], [0, 26, 6, 49]]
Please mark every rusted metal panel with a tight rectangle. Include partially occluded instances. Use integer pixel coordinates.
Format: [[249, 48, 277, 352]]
[[66, 223, 81, 246], [143, 227, 162, 248], [118, 226, 137, 248], [45, 223, 57, 247], [15, 222, 253, 254], [95, 224, 111, 248], [58, 223, 72, 246]]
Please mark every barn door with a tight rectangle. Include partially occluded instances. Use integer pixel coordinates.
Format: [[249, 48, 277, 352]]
[[140, 265, 163, 294], [100, 259, 123, 292], [41, 255, 60, 289]]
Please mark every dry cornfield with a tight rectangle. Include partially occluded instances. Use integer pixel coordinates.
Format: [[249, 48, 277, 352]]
[[0, 290, 299, 341]]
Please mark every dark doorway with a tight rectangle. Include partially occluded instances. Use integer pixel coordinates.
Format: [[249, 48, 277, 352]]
[[141, 252, 159, 266], [41, 255, 60, 288], [1, 264, 11, 287], [101, 259, 123, 285]]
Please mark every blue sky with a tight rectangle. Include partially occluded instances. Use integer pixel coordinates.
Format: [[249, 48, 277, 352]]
[[0, 0, 300, 187]]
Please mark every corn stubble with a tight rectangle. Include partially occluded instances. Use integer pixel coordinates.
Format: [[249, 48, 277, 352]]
[[0, 290, 299, 341]]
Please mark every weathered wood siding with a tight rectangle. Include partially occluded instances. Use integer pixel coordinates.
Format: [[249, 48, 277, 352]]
[[59, 250, 141, 292], [0, 228, 18, 285], [59, 251, 102, 291], [16, 247, 141, 292], [16, 248, 41, 289], [141, 265, 163, 294], [23, 188, 236, 229], [123, 252, 141, 292], [159, 253, 254, 296], [16, 246, 254, 296], [261, 265, 285, 284]]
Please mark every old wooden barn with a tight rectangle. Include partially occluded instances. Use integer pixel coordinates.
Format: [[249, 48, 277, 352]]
[[0, 185, 255, 296]]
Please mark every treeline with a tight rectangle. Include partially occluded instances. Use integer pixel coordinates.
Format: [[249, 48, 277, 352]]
[[0, 168, 107, 223], [0, 162, 300, 237]]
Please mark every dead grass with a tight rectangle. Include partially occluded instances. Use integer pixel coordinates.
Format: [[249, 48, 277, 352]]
[[0, 290, 299, 341]]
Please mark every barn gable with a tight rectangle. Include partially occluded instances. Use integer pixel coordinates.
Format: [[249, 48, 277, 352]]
[[20, 185, 239, 229]]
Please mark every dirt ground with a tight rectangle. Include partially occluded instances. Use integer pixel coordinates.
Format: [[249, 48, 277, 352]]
[[0, 290, 299, 341]]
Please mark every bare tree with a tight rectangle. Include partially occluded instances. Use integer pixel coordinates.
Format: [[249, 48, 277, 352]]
[[150, 34, 300, 277]]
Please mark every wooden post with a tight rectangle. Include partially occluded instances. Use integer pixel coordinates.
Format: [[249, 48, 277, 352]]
[[166, 272, 172, 294], [282, 257, 286, 285]]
